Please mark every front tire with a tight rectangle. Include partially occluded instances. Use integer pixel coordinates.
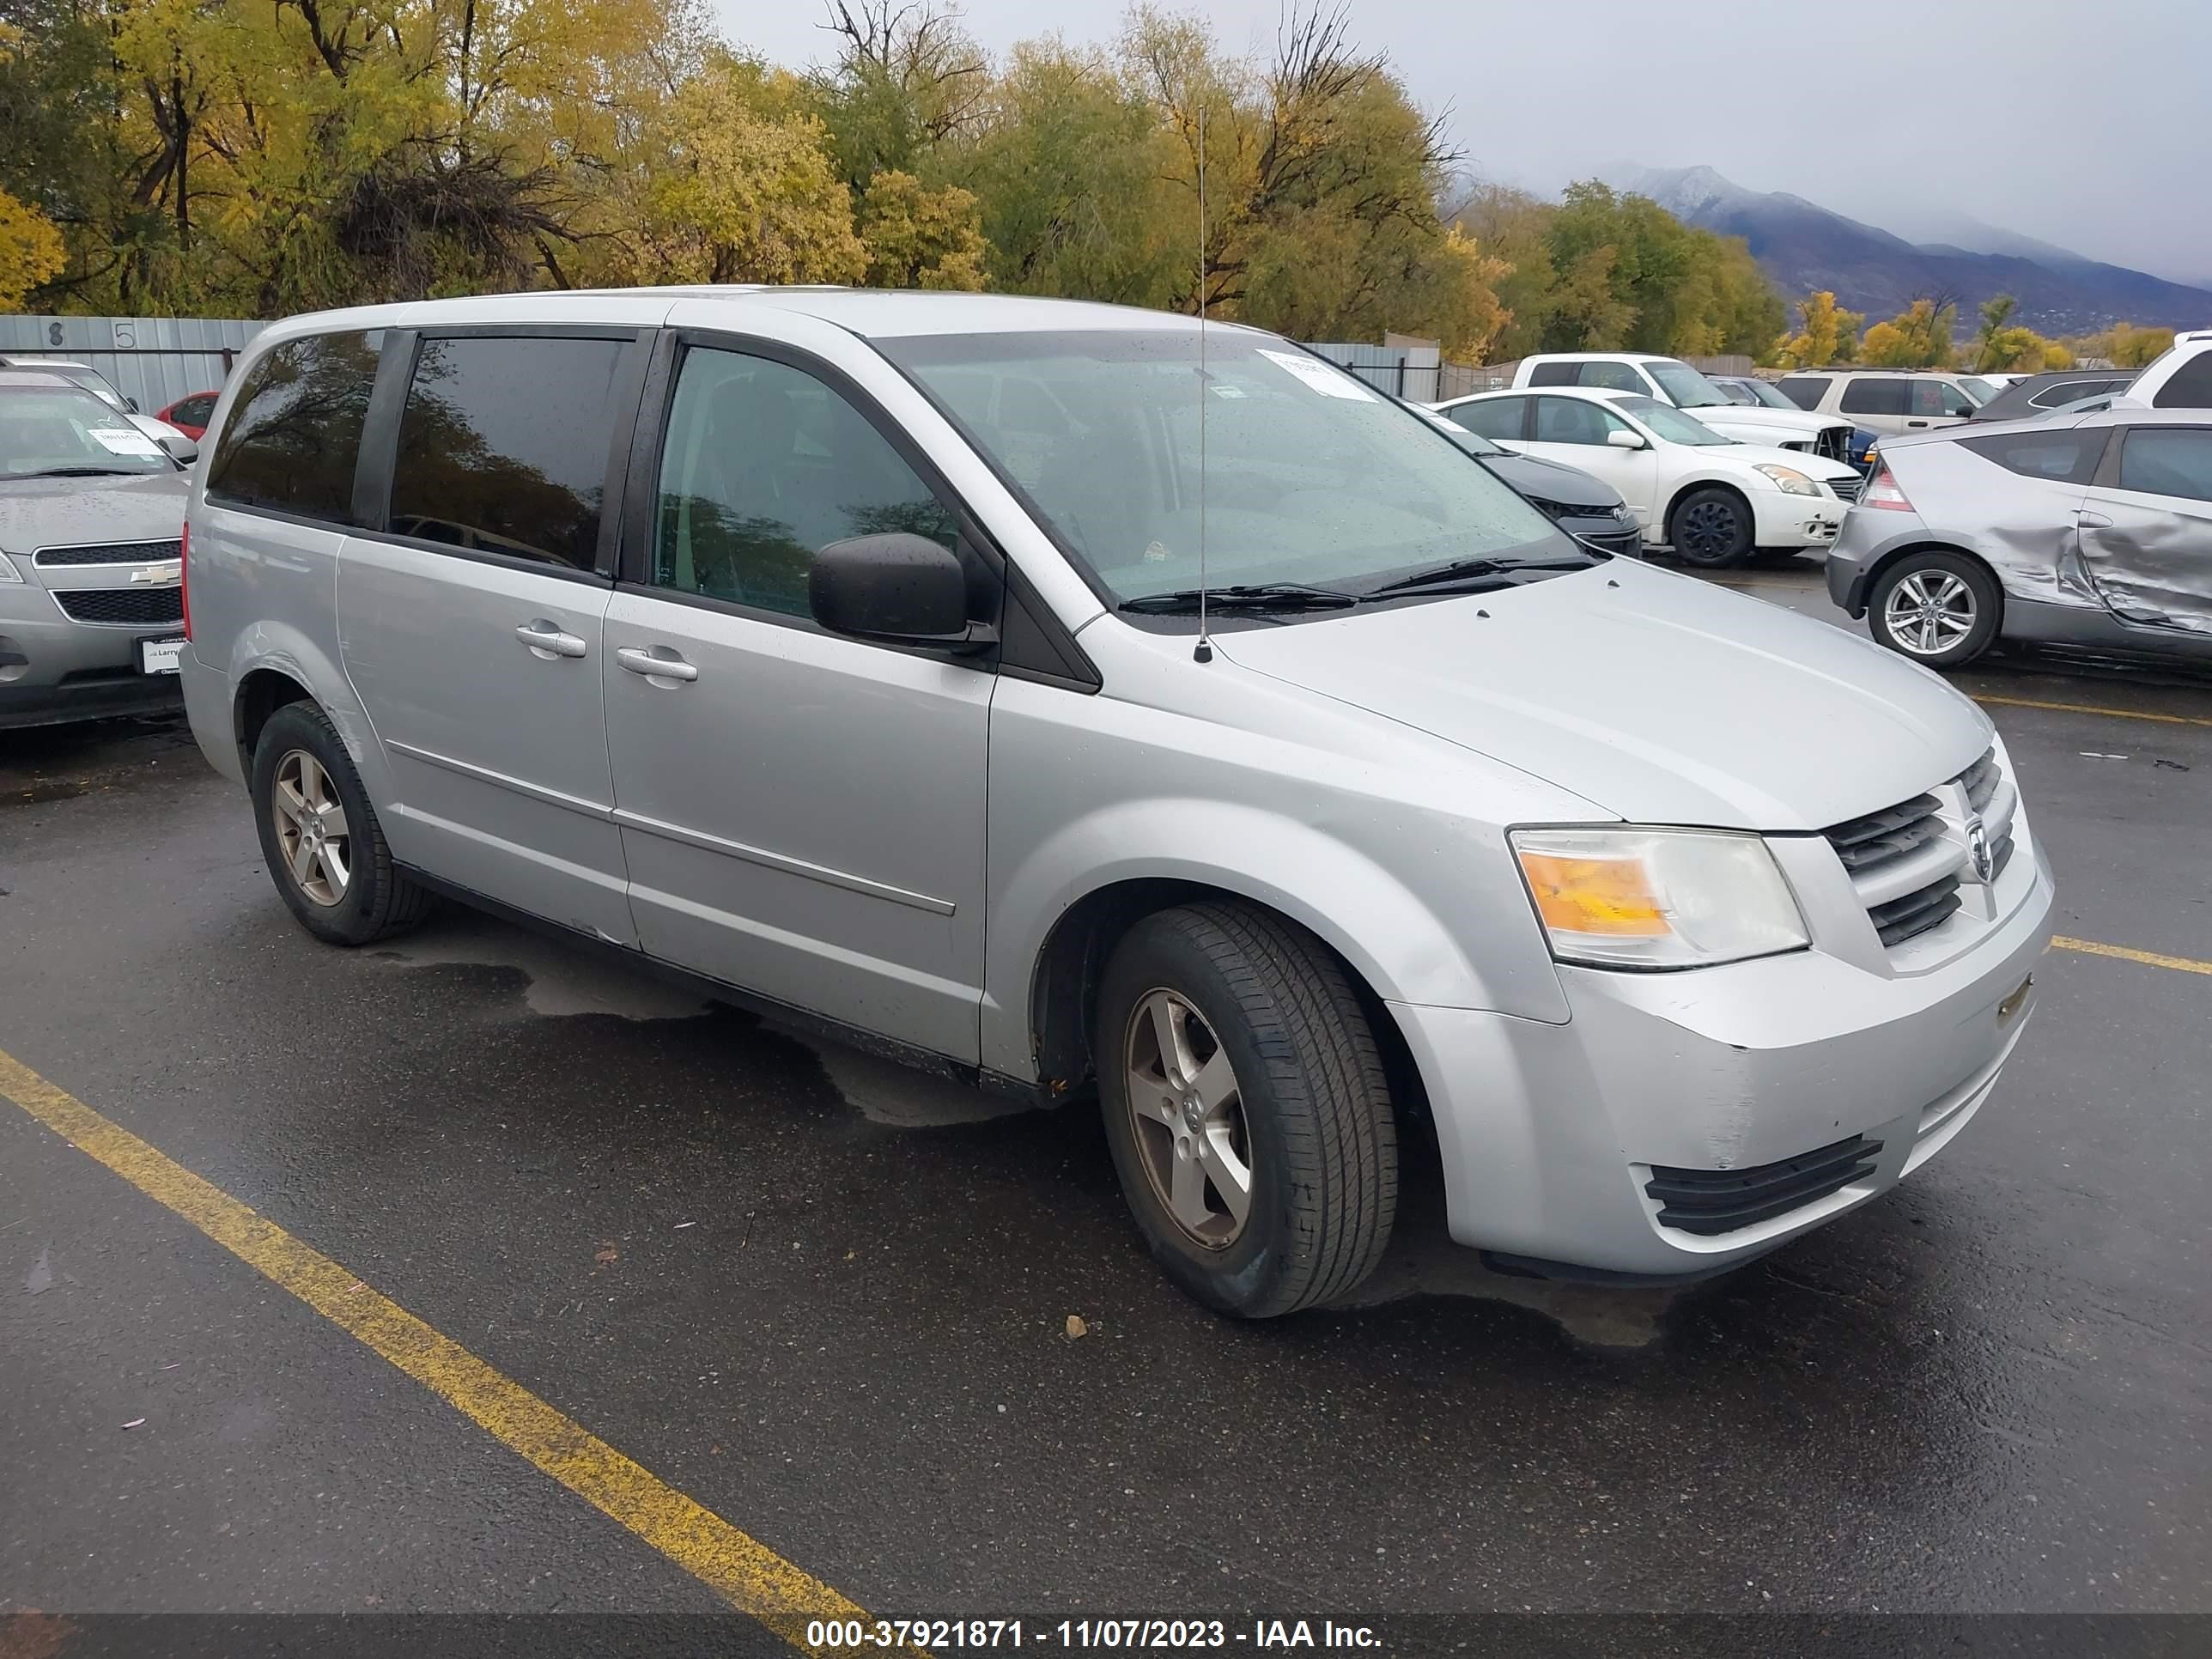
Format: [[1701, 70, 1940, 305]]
[[1867, 550, 2001, 668], [1097, 902, 1398, 1318], [1667, 487, 1754, 568], [251, 702, 431, 945]]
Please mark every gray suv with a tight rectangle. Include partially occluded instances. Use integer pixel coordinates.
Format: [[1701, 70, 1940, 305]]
[[1, 368, 197, 729], [180, 290, 2053, 1316]]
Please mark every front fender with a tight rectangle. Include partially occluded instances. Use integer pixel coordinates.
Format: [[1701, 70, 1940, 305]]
[[979, 796, 1570, 1083]]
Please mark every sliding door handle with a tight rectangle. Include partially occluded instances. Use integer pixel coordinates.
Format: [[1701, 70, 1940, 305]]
[[515, 620, 587, 659]]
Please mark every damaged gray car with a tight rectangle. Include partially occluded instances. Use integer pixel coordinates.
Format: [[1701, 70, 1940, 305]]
[[1828, 408, 2212, 669]]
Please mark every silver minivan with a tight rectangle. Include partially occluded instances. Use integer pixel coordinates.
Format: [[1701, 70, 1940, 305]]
[[180, 289, 2055, 1316]]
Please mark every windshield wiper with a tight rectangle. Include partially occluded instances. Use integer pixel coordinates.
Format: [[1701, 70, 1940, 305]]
[[1120, 582, 1361, 614], [1364, 555, 1592, 596], [18, 465, 142, 478]]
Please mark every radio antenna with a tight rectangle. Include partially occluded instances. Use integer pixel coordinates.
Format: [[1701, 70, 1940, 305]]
[[1193, 101, 1212, 665]]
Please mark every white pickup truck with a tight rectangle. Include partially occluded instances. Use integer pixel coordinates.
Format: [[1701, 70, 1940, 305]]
[[1510, 353, 1857, 469]]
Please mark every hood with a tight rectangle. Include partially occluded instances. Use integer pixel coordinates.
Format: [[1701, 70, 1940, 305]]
[[0, 471, 191, 560], [1479, 451, 1623, 511], [1214, 558, 1990, 830], [1691, 404, 1844, 438], [1698, 441, 1860, 485]]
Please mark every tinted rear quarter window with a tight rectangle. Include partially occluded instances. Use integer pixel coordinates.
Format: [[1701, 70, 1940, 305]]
[[1577, 361, 1648, 393], [1527, 362, 1580, 386], [1960, 429, 2108, 484], [386, 334, 627, 568], [205, 331, 382, 524], [1840, 378, 1910, 416], [2151, 353, 2212, 410], [1776, 377, 1827, 410], [2118, 428, 2212, 501], [1444, 398, 1526, 441]]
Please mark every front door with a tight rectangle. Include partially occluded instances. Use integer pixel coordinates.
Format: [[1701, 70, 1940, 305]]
[[602, 338, 994, 1060], [2077, 423, 2212, 635], [1524, 396, 1660, 530], [337, 330, 643, 944]]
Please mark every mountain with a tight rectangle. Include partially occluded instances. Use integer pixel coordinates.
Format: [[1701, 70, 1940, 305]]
[[1601, 164, 2212, 337]]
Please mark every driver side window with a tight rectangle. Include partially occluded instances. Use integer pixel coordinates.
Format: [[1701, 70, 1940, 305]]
[[653, 348, 957, 617], [1534, 398, 1628, 446]]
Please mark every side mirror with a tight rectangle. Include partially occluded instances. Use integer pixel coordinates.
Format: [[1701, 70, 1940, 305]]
[[125, 397, 141, 413], [156, 430, 200, 465], [1606, 428, 1646, 450], [810, 533, 990, 651]]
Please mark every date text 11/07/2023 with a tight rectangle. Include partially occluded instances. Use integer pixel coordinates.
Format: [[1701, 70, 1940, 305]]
[[804, 1621, 1383, 1650]]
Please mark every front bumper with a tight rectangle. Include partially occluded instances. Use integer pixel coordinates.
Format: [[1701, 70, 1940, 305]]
[[1750, 490, 1844, 550], [0, 581, 184, 730], [1394, 829, 2055, 1279]]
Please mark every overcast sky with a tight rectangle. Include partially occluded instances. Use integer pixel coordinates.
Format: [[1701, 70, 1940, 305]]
[[720, 0, 2212, 284]]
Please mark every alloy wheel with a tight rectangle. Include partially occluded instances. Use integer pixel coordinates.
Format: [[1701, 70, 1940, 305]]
[[271, 748, 352, 907], [1122, 988, 1252, 1249], [1883, 569, 1977, 657]]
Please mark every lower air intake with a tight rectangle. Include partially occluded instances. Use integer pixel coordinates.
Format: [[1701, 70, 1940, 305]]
[[1644, 1134, 1883, 1237]]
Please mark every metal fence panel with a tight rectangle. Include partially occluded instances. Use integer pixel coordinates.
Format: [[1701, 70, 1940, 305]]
[[0, 315, 264, 416], [1304, 340, 1447, 403]]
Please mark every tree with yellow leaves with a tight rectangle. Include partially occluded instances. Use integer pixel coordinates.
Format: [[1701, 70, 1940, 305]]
[[1860, 299, 1957, 368], [1774, 290, 1864, 368], [856, 171, 988, 289]]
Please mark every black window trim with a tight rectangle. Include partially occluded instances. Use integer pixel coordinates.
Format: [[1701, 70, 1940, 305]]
[[616, 325, 1102, 692], [349, 322, 651, 587], [204, 328, 386, 532]]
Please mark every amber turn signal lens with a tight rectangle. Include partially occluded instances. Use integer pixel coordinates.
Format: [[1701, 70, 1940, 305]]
[[1517, 851, 1668, 937]]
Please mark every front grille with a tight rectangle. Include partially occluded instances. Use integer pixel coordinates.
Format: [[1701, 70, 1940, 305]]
[[33, 538, 182, 568], [1646, 1134, 1883, 1236], [52, 587, 185, 626], [1823, 745, 2019, 951], [1831, 475, 1863, 505]]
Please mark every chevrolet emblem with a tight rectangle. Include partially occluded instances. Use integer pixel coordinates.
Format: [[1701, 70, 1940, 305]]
[[129, 561, 182, 586]]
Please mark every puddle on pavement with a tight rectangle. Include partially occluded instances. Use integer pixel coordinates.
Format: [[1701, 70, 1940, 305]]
[[5, 778, 92, 806], [371, 911, 1024, 1129]]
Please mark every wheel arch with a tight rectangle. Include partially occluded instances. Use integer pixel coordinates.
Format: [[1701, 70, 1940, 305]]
[[1021, 875, 1433, 1158], [1660, 474, 1753, 539], [233, 665, 316, 770]]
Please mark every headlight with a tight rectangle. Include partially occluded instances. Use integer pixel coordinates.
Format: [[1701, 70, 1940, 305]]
[[1753, 463, 1820, 496], [1510, 827, 1808, 969]]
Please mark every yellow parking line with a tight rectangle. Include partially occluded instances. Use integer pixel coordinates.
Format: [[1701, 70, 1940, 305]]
[[2054, 936, 2212, 977], [0, 1048, 877, 1652], [1975, 693, 2212, 729]]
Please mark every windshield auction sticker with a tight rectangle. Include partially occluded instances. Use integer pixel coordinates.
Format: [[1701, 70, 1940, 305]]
[[88, 427, 166, 456], [1256, 349, 1376, 401]]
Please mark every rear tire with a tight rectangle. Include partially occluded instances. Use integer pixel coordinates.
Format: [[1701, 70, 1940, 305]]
[[251, 702, 432, 945], [1867, 550, 2002, 668], [1667, 487, 1754, 568], [1097, 902, 1398, 1318]]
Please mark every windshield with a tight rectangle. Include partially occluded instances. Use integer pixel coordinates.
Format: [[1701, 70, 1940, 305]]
[[881, 330, 1573, 603], [1611, 395, 1732, 446], [1958, 376, 1996, 404], [1741, 380, 1798, 410], [0, 385, 173, 477], [1646, 362, 1730, 409]]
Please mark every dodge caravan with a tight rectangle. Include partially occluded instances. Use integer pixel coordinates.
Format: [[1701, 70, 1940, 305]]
[[180, 289, 2054, 1317]]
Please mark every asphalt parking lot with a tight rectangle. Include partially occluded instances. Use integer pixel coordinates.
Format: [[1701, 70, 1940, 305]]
[[3, 566, 2209, 1649]]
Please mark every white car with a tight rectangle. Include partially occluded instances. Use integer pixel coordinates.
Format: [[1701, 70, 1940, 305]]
[[2111, 327, 2212, 409], [1505, 351, 1856, 467], [1434, 386, 1862, 568]]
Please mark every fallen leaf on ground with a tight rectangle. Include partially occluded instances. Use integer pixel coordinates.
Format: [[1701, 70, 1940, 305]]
[[594, 1244, 618, 1265], [1065, 1315, 1089, 1340]]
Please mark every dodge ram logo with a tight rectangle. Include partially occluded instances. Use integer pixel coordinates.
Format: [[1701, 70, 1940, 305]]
[[1965, 812, 1994, 884]]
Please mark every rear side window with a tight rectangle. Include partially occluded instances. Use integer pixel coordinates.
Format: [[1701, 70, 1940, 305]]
[[1443, 398, 1526, 441], [2033, 377, 2123, 409], [1960, 429, 2107, 484], [2118, 428, 2212, 502], [173, 394, 216, 427], [2151, 352, 2212, 410], [1526, 362, 1579, 386], [1840, 378, 1910, 416], [205, 331, 382, 525], [1578, 361, 1649, 393], [1776, 377, 1826, 410], [386, 334, 626, 568]]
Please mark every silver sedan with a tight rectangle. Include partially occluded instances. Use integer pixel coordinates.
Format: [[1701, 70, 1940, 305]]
[[1826, 407, 2212, 669]]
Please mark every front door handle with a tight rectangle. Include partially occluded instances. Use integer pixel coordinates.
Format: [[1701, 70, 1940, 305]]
[[2078, 511, 2114, 529], [1905, 419, 1929, 428], [615, 645, 699, 684], [515, 620, 587, 659]]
